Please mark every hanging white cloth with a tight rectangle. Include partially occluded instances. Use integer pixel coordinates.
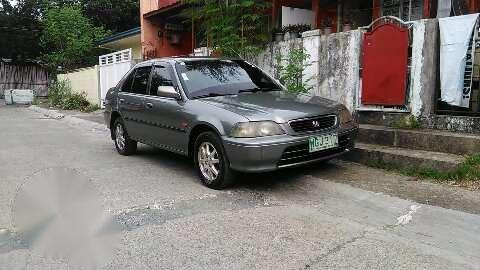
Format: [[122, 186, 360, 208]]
[[439, 13, 479, 108], [437, 0, 452, 18]]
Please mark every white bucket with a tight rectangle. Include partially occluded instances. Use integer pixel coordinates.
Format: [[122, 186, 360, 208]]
[[4, 90, 13, 105]]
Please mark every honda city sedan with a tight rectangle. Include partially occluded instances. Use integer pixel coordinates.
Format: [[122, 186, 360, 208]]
[[104, 57, 358, 189]]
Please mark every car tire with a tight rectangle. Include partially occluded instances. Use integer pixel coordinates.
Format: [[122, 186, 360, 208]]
[[113, 118, 137, 156], [194, 131, 235, 189]]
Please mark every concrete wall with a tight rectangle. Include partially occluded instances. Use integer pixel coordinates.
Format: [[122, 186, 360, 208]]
[[253, 29, 362, 113], [254, 37, 303, 80], [415, 19, 439, 119], [253, 19, 438, 117], [132, 44, 142, 60], [58, 66, 99, 105], [312, 30, 362, 113]]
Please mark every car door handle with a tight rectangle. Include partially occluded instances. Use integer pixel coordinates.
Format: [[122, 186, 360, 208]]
[[119, 98, 125, 104], [146, 103, 153, 109]]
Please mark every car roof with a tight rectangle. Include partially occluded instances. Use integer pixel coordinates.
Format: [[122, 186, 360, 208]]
[[138, 56, 243, 66]]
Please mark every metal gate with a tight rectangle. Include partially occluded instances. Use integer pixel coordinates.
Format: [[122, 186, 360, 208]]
[[361, 17, 410, 107], [99, 49, 134, 107]]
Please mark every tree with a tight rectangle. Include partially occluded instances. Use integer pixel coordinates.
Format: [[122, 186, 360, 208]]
[[182, 0, 270, 59], [0, 0, 44, 61], [82, 0, 139, 33], [40, 6, 109, 71]]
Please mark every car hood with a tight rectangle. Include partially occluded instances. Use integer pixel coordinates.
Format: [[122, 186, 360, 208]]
[[198, 92, 340, 123]]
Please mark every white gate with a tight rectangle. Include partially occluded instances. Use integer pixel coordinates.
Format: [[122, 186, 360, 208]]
[[99, 48, 134, 107]]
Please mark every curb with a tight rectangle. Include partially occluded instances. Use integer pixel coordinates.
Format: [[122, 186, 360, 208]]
[[27, 105, 108, 133], [28, 105, 65, 120]]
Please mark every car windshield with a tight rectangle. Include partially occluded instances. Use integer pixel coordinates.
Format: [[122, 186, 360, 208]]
[[175, 59, 281, 99]]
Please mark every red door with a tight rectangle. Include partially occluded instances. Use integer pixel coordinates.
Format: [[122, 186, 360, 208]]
[[361, 23, 409, 106]]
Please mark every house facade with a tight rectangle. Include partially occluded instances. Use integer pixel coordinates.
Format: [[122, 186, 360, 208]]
[[140, 0, 193, 59], [140, 0, 480, 59], [98, 27, 142, 61], [134, 0, 480, 133]]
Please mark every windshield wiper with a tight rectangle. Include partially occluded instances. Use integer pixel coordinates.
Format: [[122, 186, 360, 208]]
[[193, 93, 231, 99], [238, 87, 281, 93]]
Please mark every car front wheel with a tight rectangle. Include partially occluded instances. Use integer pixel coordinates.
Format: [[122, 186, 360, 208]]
[[194, 131, 235, 189], [113, 118, 137, 156]]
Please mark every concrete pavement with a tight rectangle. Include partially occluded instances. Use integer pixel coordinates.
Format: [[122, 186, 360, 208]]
[[0, 102, 479, 269]]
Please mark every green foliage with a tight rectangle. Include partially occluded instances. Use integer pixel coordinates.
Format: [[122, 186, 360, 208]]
[[40, 6, 110, 72], [82, 0, 139, 33], [282, 24, 311, 34], [276, 48, 312, 94], [48, 79, 96, 111], [391, 115, 422, 129], [1, 1, 138, 62], [182, 0, 270, 59], [83, 103, 101, 112], [0, 0, 44, 61], [367, 153, 480, 183]]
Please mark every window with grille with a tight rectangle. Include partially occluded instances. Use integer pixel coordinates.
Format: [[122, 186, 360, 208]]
[[382, 0, 424, 21]]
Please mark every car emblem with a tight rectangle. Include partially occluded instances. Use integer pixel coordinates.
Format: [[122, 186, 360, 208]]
[[312, 120, 320, 128]]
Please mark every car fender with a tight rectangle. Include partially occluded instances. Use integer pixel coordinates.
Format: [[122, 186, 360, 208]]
[[187, 119, 225, 138]]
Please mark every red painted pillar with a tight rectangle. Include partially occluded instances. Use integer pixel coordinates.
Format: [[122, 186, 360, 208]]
[[468, 0, 479, 13], [272, 0, 279, 29], [372, 0, 381, 20], [423, 0, 430, 18], [312, 0, 321, 29]]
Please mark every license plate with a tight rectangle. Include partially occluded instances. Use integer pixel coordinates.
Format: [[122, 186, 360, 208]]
[[308, 134, 339, 153]]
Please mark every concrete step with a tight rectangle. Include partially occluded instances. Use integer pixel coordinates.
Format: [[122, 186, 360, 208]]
[[344, 143, 465, 172], [358, 124, 480, 155]]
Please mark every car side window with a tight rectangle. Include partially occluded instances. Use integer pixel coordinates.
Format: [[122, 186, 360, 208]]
[[130, 66, 152, 95], [121, 70, 135, 92], [149, 65, 174, 96]]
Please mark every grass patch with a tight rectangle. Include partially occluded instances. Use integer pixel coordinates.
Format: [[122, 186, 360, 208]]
[[82, 103, 100, 113], [48, 79, 100, 112], [367, 153, 480, 183], [390, 115, 422, 129]]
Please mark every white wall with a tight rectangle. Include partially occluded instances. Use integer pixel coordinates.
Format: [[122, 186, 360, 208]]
[[58, 66, 99, 105], [281, 6, 314, 27]]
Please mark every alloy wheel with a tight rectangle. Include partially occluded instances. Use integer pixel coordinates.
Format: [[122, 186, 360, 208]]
[[115, 124, 126, 150], [198, 142, 220, 183]]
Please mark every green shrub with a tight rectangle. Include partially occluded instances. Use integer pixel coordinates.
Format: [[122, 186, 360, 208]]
[[276, 48, 313, 94], [48, 79, 71, 108], [391, 115, 422, 129], [48, 79, 97, 111], [83, 103, 101, 113]]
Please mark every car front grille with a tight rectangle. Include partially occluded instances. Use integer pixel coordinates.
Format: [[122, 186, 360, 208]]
[[277, 133, 354, 167], [289, 115, 337, 133]]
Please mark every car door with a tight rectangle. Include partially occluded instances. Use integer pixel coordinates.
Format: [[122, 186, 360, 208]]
[[117, 65, 152, 140], [143, 63, 189, 154]]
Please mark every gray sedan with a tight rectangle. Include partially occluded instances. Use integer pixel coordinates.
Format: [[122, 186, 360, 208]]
[[104, 57, 358, 189]]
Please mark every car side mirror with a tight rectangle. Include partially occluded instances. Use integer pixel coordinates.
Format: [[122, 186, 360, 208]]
[[157, 86, 181, 100]]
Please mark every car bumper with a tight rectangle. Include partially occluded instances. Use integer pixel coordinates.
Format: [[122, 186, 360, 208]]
[[223, 128, 358, 173], [104, 110, 111, 128]]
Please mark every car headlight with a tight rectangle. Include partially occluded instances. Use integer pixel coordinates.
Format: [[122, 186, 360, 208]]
[[230, 121, 285, 138], [339, 106, 354, 127]]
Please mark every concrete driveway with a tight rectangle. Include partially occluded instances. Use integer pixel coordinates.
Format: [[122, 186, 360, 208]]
[[0, 102, 479, 269]]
